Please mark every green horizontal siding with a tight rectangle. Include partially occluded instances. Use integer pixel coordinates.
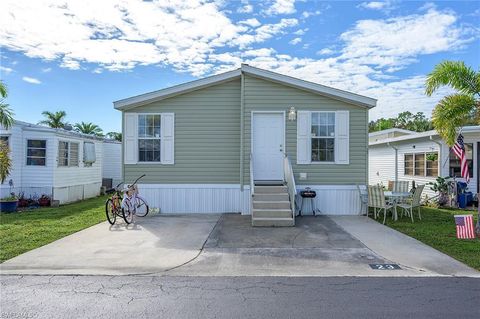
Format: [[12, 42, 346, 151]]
[[124, 79, 241, 184], [243, 75, 368, 185]]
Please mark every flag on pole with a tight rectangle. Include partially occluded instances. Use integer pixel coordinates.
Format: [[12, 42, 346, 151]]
[[454, 215, 475, 239], [452, 134, 470, 183]]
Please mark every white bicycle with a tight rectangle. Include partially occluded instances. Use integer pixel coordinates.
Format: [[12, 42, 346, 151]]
[[121, 174, 149, 224]]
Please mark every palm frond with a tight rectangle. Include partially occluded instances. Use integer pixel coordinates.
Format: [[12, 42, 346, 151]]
[[0, 81, 8, 98], [0, 102, 14, 129], [432, 93, 476, 146], [425, 61, 480, 96]]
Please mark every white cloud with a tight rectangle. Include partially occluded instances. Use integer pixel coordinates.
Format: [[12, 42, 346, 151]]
[[0, 0, 300, 75], [243, 48, 276, 57], [41, 67, 52, 73], [358, 1, 397, 13], [239, 18, 261, 28], [264, 0, 296, 16], [302, 10, 321, 18], [0, 66, 13, 75], [22, 76, 41, 84], [339, 8, 475, 70], [289, 37, 302, 45], [293, 28, 308, 35], [237, 1, 253, 14], [316, 48, 335, 55]]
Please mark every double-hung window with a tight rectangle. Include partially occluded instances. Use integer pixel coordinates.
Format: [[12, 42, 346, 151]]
[[58, 141, 79, 167], [311, 112, 335, 162], [138, 114, 161, 162], [27, 139, 46, 166]]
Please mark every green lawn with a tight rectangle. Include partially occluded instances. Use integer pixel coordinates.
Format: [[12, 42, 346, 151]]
[[0, 196, 107, 263], [373, 206, 480, 270]]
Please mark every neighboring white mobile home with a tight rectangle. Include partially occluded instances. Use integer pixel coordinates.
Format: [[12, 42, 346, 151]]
[[369, 127, 480, 197], [0, 121, 119, 204], [114, 64, 377, 225], [102, 139, 122, 187]]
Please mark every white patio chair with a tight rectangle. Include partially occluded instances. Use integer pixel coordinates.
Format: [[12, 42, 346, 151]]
[[356, 184, 368, 216], [397, 184, 425, 222], [393, 181, 409, 193], [368, 185, 394, 224]]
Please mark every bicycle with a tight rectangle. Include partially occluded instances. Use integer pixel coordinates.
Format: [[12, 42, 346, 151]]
[[105, 181, 125, 225], [121, 174, 149, 224], [105, 174, 149, 225]]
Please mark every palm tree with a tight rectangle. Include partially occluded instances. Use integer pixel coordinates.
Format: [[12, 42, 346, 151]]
[[0, 81, 14, 185], [106, 132, 122, 141], [38, 110, 68, 128], [74, 122, 103, 136], [0, 80, 14, 129], [425, 61, 480, 146]]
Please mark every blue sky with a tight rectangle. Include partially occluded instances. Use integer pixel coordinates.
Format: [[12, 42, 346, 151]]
[[1, 0, 479, 133]]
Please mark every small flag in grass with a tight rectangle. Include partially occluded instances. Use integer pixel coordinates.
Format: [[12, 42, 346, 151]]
[[454, 215, 475, 239]]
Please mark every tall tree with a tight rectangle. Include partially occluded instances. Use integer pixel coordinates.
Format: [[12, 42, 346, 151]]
[[425, 60, 480, 146], [368, 112, 432, 133], [38, 111, 68, 128], [74, 122, 103, 136], [106, 132, 122, 141], [0, 80, 14, 129], [0, 81, 14, 185]]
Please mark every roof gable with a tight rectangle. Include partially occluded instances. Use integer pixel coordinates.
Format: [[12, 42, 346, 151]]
[[114, 64, 377, 110]]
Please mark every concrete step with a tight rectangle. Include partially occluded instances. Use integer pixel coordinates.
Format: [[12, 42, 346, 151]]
[[253, 193, 289, 201], [252, 209, 292, 219], [254, 185, 288, 194], [252, 217, 295, 227], [253, 201, 291, 210]]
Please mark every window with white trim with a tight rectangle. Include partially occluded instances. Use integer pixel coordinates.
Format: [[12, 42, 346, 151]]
[[27, 139, 46, 166], [58, 141, 79, 167], [311, 112, 335, 162], [138, 114, 161, 162], [0, 136, 9, 146]]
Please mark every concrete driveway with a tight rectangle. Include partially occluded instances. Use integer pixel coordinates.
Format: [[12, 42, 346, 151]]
[[1, 214, 478, 277], [0, 214, 220, 275]]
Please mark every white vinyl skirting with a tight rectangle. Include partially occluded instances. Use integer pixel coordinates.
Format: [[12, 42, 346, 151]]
[[137, 184, 362, 215]]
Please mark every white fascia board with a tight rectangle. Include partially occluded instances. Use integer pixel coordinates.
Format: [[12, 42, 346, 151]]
[[114, 69, 242, 110], [240, 64, 377, 109]]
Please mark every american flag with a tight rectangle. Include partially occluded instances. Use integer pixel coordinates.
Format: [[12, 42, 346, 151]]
[[454, 215, 475, 239], [452, 134, 470, 183]]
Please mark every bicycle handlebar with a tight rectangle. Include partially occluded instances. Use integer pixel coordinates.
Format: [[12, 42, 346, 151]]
[[131, 174, 146, 187]]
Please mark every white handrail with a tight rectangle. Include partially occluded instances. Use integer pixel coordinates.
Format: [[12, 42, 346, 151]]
[[283, 154, 296, 222], [250, 153, 255, 197]]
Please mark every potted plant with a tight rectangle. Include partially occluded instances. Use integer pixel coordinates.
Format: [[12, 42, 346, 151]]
[[0, 194, 18, 213], [427, 176, 453, 206], [17, 192, 28, 208], [38, 195, 51, 207]]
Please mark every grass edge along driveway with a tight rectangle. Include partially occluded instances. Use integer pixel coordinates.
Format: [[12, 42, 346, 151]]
[[0, 196, 107, 263], [373, 206, 480, 271]]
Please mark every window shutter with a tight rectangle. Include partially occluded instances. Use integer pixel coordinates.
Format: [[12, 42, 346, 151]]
[[297, 111, 311, 164], [335, 110, 349, 165], [124, 113, 137, 164], [161, 113, 174, 164]]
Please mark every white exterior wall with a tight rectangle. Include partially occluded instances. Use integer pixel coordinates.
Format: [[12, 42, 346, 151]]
[[102, 141, 122, 186], [53, 135, 103, 204], [368, 145, 396, 188], [137, 184, 361, 215]]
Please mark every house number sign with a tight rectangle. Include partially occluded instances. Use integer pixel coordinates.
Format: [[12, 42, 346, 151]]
[[369, 264, 401, 270]]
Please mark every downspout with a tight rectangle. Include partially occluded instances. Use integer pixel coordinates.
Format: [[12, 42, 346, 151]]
[[430, 136, 443, 175], [387, 142, 398, 182], [240, 71, 245, 192]]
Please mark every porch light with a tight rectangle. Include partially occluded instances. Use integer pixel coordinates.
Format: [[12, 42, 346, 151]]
[[288, 106, 296, 121]]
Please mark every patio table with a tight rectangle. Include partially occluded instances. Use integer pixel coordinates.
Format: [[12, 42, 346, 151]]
[[384, 191, 412, 221]]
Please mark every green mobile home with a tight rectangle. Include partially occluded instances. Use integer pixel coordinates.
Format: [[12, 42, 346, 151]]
[[114, 64, 376, 225]]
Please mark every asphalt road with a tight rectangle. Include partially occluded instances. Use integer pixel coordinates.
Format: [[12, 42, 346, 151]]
[[1, 275, 479, 319]]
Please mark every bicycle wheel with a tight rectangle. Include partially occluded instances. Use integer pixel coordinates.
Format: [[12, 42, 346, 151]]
[[122, 206, 134, 224], [105, 199, 116, 225], [134, 197, 149, 217]]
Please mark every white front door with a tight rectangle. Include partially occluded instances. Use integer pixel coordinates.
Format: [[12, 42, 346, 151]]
[[252, 113, 285, 181]]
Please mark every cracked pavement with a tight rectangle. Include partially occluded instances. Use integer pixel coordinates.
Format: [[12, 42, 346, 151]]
[[1, 275, 479, 318]]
